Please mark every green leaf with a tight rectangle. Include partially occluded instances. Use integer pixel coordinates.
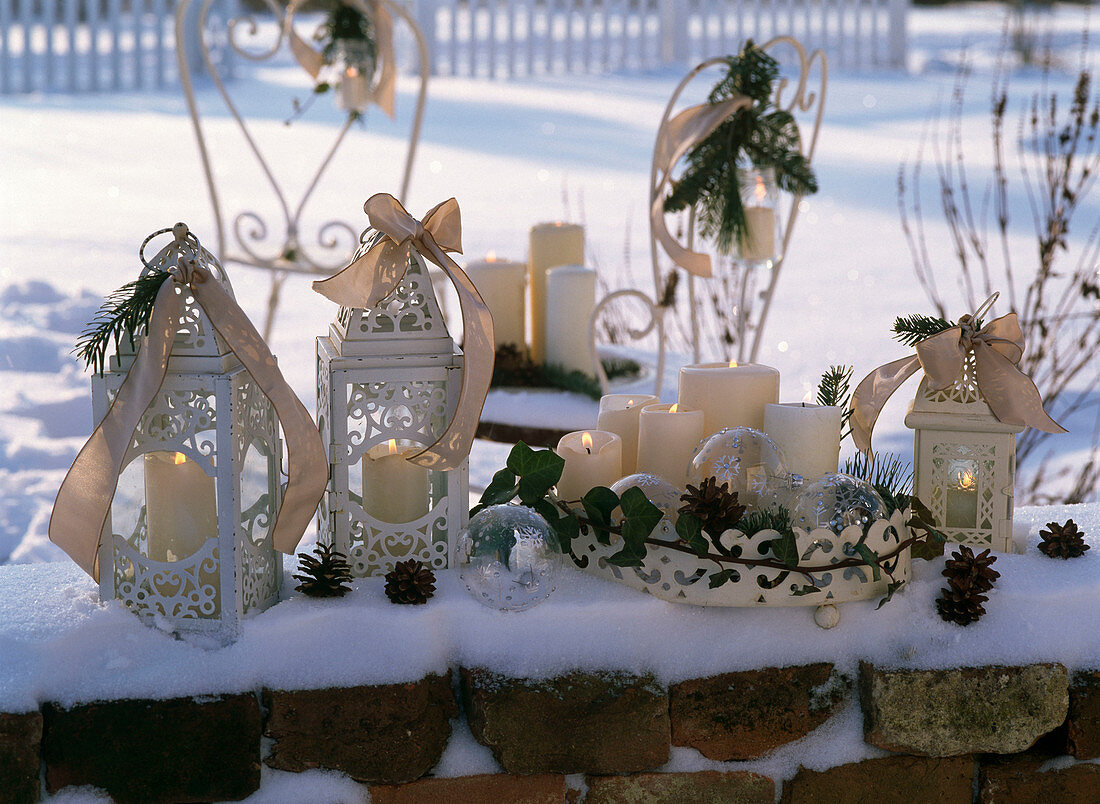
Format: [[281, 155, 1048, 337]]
[[548, 509, 580, 552], [766, 530, 799, 568], [582, 486, 620, 529], [314, 81, 331, 94], [506, 442, 565, 505], [619, 487, 663, 548], [606, 542, 647, 568], [854, 543, 882, 581], [478, 468, 519, 508], [876, 579, 906, 610], [675, 513, 711, 558], [791, 584, 821, 596], [708, 569, 738, 589]]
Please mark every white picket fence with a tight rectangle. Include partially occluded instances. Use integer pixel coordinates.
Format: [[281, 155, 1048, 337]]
[[414, 0, 908, 78]]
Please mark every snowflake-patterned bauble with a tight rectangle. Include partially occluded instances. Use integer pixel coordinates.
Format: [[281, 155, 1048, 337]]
[[458, 504, 564, 611], [687, 427, 792, 512], [790, 473, 886, 535], [610, 473, 684, 524]]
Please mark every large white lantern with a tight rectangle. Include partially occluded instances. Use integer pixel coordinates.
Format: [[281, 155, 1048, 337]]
[[317, 234, 468, 576], [905, 357, 1022, 552], [91, 226, 284, 642]]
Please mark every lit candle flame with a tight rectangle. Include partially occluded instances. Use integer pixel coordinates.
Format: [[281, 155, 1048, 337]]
[[669, 403, 679, 413], [486, 250, 497, 262], [173, 452, 187, 466], [728, 359, 738, 368], [626, 398, 634, 408], [957, 470, 976, 491], [802, 389, 816, 405], [754, 173, 767, 202], [581, 432, 594, 454], [387, 438, 399, 456], [346, 65, 360, 78]]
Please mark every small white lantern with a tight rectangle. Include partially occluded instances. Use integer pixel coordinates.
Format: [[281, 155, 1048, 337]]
[[93, 227, 283, 642], [317, 235, 468, 576], [905, 356, 1022, 552]]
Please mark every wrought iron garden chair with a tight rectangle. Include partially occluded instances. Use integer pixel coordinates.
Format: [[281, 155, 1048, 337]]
[[175, 0, 429, 339], [590, 36, 826, 395]]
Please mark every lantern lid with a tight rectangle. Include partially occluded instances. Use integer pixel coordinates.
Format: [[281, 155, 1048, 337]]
[[329, 234, 456, 358], [905, 368, 1024, 435], [111, 223, 240, 374]]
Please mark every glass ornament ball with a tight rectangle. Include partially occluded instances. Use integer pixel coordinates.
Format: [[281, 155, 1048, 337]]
[[790, 473, 886, 535], [609, 473, 684, 524], [458, 504, 564, 611], [687, 427, 790, 512]]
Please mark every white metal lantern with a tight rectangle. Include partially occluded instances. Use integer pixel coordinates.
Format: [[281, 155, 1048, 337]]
[[905, 356, 1022, 552], [93, 227, 283, 642], [317, 235, 467, 576]]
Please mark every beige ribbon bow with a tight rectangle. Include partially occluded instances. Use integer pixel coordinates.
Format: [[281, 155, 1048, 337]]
[[850, 295, 1066, 458], [313, 193, 493, 470], [650, 95, 753, 279], [286, 0, 396, 118], [50, 234, 328, 580]]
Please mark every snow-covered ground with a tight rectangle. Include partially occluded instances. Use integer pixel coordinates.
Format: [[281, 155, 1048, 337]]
[[2, 4, 1100, 798]]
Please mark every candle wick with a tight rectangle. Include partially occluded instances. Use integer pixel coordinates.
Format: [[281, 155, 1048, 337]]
[[585, 447, 591, 454]]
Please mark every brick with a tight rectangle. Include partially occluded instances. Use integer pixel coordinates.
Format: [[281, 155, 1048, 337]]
[[263, 673, 457, 784], [1067, 670, 1100, 759], [370, 773, 566, 804], [980, 755, 1100, 803], [461, 668, 669, 774], [0, 710, 42, 804], [42, 693, 260, 804], [670, 664, 848, 760], [585, 771, 773, 804], [782, 756, 974, 804], [860, 662, 1068, 756]]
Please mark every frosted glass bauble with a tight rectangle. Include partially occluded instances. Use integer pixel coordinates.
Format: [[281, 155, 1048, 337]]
[[790, 473, 886, 535], [610, 473, 684, 524], [458, 504, 564, 611], [687, 427, 790, 512]]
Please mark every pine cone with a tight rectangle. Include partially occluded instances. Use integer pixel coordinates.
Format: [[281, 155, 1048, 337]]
[[1038, 519, 1090, 559], [942, 545, 999, 593], [936, 576, 988, 626], [679, 476, 746, 537], [294, 543, 353, 598], [384, 559, 436, 605]]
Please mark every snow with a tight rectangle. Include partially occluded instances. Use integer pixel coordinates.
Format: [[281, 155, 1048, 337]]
[[4, 1, 1100, 799]]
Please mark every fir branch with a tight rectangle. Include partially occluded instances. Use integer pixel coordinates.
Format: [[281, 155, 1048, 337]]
[[75, 272, 173, 375], [842, 452, 914, 517], [816, 365, 853, 441], [737, 507, 793, 538], [892, 313, 953, 346]]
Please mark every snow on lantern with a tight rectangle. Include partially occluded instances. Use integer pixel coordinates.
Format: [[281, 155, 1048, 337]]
[[851, 293, 1065, 553], [314, 194, 494, 577], [50, 224, 326, 643]]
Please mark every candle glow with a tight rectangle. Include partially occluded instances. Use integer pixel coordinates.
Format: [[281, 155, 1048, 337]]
[[582, 432, 593, 454]]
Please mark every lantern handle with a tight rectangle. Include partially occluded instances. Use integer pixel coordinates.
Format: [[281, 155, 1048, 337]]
[[970, 292, 999, 324]]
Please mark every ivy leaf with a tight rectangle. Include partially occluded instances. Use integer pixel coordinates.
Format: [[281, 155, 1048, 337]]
[[606, 541, 647, 568], [314, 81, 331, 94], [582, 486, 620, 530], [507, 442, 565, 505], [619, 486, 663, 549], [765, 530, 799, 568], [708, 569, 738, 589], [791, 584, 821, 596], [477, 468, 519, 509], [876, 579, 905, 610], [675, 513, 710, 558], [854, 543, 882, 581], [547, 508, 580, 553], [906, 496, 948, 560]]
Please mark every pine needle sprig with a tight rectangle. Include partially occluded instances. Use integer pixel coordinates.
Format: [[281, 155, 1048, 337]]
[[891, 313, 953, 347], [817, 365, 853, 440], [663, 42, 818, 254], [76, 271, 173, 375], [737, 506, 793, 537], [842, 452, 913, 516]]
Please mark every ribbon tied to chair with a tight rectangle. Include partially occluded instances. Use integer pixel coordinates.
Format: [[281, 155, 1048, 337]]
[[285, 0, 397, 118], [850, 294, 1065, 458], [49, 230, 329, 580], [650, 95, 753, 279], [312, 193, 494, 470]]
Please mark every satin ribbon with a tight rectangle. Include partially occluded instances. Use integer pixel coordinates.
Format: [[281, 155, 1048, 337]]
[[313, 193, 493, 471], [850, 308, 1065, 458], [50, 248, 328, 580], [650, 95, 753, 279], [286, 0, 396, 118]]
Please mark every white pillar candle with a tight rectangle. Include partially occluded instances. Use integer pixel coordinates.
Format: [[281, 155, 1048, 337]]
[[677, 362, 780, 436], [465, 254, 527, 352], [337, 67, 370, 113], [529, 222, 584, 365], [637, 403, 705, 486], [555, 430, 622, 503], [739, 207, 776, 261], [362, 439, 431, 525], [545, 264, 597, 377], [597, 394, 659, 477], [145, 451, 217, 563], [763, 402, 842, 482]]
